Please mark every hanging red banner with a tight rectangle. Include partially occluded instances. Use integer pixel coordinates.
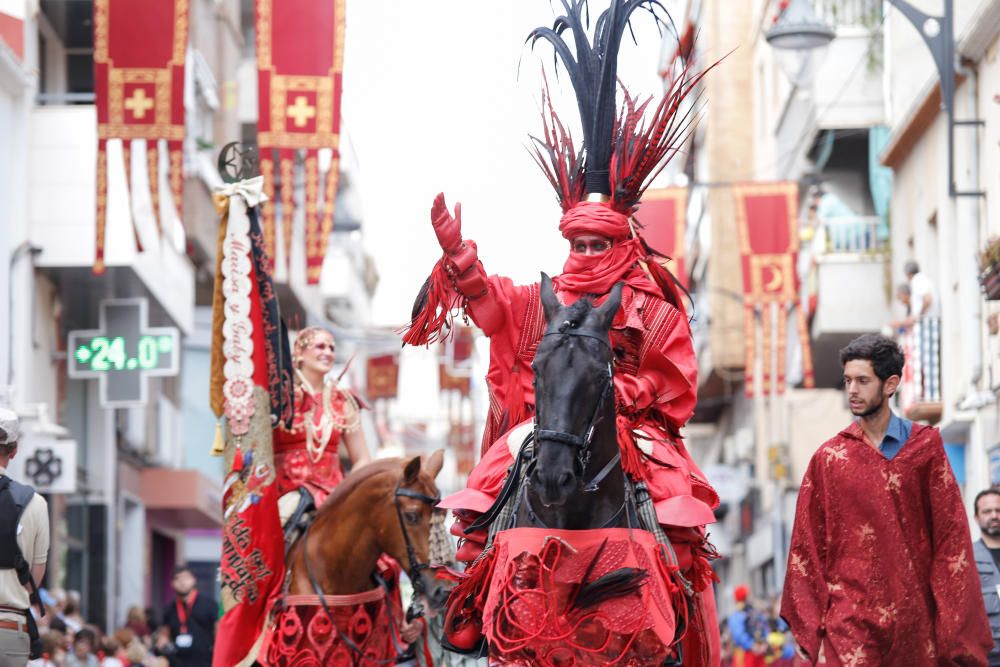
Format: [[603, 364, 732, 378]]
[[256, 0, 345, 284], [634, 186, 688, 288], [93, 0, 188, 273], [451, 422, 476, 476], [732, 182, 815, 396], [439, 365, 471, 397], [452, 326, 475, 362], [366, 354, 399, 400]]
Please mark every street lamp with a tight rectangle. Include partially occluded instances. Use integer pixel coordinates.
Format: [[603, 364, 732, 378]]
[[765, 0, 835, 90], [765, 0, 979, 198], [764, 0, 835, 51]]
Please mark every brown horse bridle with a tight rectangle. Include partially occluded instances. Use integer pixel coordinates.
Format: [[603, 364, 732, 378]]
[[299, 478, 440, 663]]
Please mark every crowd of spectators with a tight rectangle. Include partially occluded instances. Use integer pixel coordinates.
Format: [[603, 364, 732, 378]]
[[27, 589, 183, 667]]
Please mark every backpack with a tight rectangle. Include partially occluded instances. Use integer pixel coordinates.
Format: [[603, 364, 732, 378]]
[[0, 474, 44, 658]]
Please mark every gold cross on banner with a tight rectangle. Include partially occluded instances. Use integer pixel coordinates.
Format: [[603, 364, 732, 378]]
[[286, 95, 316, 128], [125, 88, 154, 120]]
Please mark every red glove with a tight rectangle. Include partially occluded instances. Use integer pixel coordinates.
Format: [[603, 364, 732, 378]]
[[431, 192, 463, 255]]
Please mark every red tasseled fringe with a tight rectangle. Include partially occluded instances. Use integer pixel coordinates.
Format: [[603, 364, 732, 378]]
[[457, 547, 497, 610], [401, 258, 462, 346], [690, 538, 721, 594], [616, 415, 647, 481], [443, 547, 497, 645]]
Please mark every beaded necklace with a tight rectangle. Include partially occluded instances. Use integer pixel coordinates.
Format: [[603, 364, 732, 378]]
[[296, 370, 361, 463]]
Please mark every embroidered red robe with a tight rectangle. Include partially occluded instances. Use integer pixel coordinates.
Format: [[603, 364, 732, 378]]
[[781, 422, 992, 666]]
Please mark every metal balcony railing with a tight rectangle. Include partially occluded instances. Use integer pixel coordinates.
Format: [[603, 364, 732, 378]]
[[814, 0, 883, 28], [899, 317, 942, 417], [818, 216, 888, 255]]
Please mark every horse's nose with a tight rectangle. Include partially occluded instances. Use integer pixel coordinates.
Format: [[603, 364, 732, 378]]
[[424, 577, 452, 612], [532, 469, 576, 506]]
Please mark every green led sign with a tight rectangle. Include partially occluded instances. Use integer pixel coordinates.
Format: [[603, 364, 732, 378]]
[[67, 299, 180, 408], [73, 334, 175, 372]]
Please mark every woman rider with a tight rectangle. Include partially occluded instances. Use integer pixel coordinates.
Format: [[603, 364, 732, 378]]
[[274, 326, 371, 523]]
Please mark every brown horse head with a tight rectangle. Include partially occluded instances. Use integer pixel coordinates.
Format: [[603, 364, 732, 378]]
[[290, 450, 451, 612], [386, 451, 451, 610]]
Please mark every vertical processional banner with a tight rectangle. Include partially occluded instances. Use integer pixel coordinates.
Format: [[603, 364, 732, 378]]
[[256, 0, 345, 283], [733, 181, 815, 395], [93, 0, 188, 272]]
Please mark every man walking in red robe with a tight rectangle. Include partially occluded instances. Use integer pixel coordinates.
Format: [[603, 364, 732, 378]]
[[781, 334, 992, 666]]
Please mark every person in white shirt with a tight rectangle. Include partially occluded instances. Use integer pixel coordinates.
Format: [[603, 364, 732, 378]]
[[905, 260, 939, 320], [0, 408, 50, 667]]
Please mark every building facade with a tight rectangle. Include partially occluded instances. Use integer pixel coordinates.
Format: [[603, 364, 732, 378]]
[[0, 0, 376, 630], [677, 0, 1000, 615]]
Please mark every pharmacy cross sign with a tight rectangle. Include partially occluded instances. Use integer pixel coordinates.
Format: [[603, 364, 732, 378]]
[[67, 299, 180, 408]]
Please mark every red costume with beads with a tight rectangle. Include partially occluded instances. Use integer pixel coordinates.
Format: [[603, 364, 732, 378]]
[[273, 384, 358, 505]]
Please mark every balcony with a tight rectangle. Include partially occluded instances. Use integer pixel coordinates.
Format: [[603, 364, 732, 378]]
[[898, 318, 943, 423], [28, 105, 195, 332], [806, 216, 891, 386], [814, 0, 883, 29], [771, 0, 884, 174]]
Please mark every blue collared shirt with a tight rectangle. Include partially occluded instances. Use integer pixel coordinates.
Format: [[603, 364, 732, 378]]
[[878, 412, 913, 460]]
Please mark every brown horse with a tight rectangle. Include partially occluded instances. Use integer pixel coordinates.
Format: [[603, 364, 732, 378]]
[[261, 453, 451, 666], [286, 451, 450, 607]]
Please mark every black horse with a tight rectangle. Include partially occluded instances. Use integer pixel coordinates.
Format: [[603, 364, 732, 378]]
[[516, 274, 630, 530]]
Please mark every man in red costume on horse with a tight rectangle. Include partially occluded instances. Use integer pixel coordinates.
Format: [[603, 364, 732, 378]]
[[403, 1, 722, 663]]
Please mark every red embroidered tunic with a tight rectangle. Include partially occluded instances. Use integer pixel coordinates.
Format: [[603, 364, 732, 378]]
[[781, 422, 992, 666], [272, 387, 352, 505]]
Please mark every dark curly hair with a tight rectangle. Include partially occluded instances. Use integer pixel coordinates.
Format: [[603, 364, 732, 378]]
[[839, 334, 905, 381]]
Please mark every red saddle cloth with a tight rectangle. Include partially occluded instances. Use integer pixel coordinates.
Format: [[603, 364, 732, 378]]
[[478, 527, 682, 666], [262, 588, 400, 667]]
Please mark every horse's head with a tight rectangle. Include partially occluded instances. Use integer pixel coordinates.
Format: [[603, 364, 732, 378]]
[[384, 450, 452, 612], [530, 273, 622, 507]]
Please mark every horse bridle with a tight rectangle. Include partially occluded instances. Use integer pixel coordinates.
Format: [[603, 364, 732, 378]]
[[533, 329, 620, 489], [392, 483, 441, 598]]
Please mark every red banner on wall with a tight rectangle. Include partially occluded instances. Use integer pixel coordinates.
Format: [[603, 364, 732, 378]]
[[366, 354, 399, 400], [732, 182, 814, 395], [93, 0, 188, 273], [256, 0, 345, 283], [439, 364, 471, 397], [634, 187, 688, 288]]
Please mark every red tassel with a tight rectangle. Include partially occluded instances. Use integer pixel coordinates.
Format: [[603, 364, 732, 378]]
[[443, 547, 497, 650], [616, 415, 647, 481], [400, 258, 461, 346], [232, 444, 244, 473]]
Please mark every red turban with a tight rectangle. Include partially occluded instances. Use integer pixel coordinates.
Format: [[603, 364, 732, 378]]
[[555, 201, 660, 298], [558, 201, 631, 241], [734, 584, 749, 603]]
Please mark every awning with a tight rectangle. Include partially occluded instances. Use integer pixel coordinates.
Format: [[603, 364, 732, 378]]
[[140, 468, 222, 529]]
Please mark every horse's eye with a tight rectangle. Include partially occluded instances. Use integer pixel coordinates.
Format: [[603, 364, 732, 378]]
[[405, 512, 420, 525]]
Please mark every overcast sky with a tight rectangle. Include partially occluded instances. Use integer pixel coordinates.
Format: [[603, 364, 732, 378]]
[[341, 1, 678, 327]]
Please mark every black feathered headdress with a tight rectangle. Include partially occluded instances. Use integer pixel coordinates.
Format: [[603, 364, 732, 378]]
[[528, 0, 714, 214]]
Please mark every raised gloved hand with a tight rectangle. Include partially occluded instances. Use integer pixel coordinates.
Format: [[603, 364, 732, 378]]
[[431, 192, 464, 255]]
